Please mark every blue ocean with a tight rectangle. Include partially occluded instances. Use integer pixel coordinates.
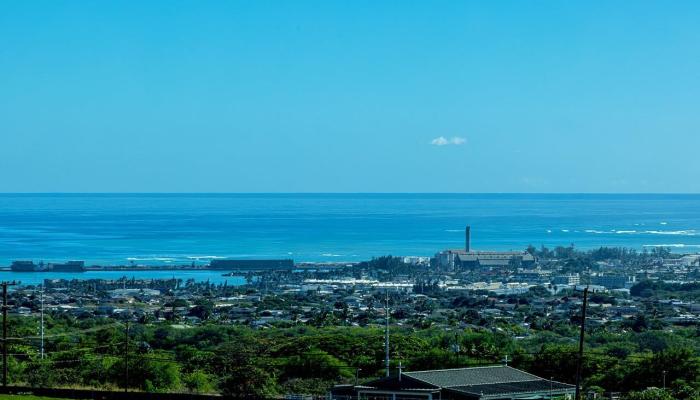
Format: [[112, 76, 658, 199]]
[[1, 193, 699, 268]]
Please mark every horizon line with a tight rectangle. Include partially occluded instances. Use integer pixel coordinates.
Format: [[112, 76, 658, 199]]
[[1, 192, 700, 196]]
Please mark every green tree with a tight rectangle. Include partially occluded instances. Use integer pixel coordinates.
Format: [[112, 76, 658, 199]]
[[622, 388, 674, 400], [281, 350, 352, 381], [221, 365, 277, 398], [214, 337, 279, 398], [183, 370, 216, 393]]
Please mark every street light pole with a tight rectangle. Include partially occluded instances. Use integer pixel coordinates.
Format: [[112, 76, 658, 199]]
[[550, 376, 553, 399], [663, 370, 667, 390]]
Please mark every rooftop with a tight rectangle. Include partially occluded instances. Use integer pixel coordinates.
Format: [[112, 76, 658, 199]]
[[404, 366, 541, 388]]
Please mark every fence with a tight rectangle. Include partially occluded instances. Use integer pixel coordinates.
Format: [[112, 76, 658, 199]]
[[0, 385, 226, 400]]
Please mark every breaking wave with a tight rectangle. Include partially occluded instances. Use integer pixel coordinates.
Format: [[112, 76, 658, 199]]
[[642, 244, 700, 248], [584, 229, 697, 236], [126, 257, 177, 262], [645, 230, 696, 236], [186, 255, 226, 260]]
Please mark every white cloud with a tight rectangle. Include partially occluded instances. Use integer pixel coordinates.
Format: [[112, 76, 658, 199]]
[[431, 136, 449, 146], [430, 136, 466, 146]]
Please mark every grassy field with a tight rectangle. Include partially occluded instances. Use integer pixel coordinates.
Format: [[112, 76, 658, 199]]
[[0, 396, 71, 400]]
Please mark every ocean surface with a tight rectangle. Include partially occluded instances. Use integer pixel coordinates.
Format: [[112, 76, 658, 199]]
[[0, 193, 699, 278]]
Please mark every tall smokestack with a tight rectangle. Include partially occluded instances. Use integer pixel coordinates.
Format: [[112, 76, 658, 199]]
[[465, 226, 471, 252]]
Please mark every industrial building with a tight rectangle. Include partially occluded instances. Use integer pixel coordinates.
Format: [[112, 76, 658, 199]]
[[49, 261, 85, 272], [434, 227, 536, 270], [10, 261, 40, 272], [209, 259, 294, 271], [10, 260, 85, 272]]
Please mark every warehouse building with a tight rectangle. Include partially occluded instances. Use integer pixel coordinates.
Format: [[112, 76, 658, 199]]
[[330, 365, 575, 400], [49, 261, 85, 272], [434, 227, 536, 270]]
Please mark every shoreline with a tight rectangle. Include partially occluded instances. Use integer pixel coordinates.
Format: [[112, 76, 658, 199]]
[[0, 261, 357, 273]]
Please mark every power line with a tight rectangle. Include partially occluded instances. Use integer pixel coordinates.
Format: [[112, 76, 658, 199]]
[[6, 323, 124, 341]]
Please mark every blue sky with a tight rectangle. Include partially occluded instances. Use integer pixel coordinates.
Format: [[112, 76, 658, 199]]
[[1, 1, 699, 192]]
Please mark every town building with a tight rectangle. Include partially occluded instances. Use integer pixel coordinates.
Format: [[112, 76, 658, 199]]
[[680, 254, 700, 267], [552, 274, 580, 286], [514, 268, 552, 283], [590, 274, 634, 289]]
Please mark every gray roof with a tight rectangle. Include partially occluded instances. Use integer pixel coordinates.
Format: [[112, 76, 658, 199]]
[[341, 366, 576, 400], [403, 366, 541, 388], [448, 379, 575, 397], [454, 252, 535, 263], [478, 259, 514, 266]]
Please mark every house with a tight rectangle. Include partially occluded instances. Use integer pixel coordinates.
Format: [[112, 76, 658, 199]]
[[330, 365, 574, 400]]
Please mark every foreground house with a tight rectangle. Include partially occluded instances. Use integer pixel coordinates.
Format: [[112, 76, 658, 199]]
[[331, 365, 574, 400]]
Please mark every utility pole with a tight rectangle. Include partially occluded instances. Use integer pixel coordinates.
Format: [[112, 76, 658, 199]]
[[574, 286, 589, 400], [124, 321, 130, 393], [40, 285, 44, 360], [1, 281, 16, 388], [384, 290, 390, 377]]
